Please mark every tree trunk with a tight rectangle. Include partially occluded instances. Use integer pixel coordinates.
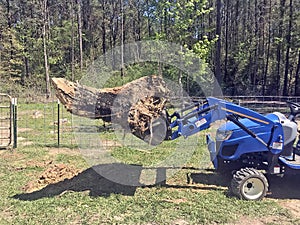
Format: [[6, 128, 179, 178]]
[[136, 1, 142, 41], [214, 0, 222, 95], [22, 54, 29, 85], [101, 8, 106, 56], [275, 0, 286, 96], [51, 76, 171, 144], [253, 0, 259, 86], [223, 0, 229, 84], [283, 0, 293, 96], [263, 0, 272, 95], [71, 0, 75, 81], [178, 46, 183, 99], [43, 0, 50, 98], [234, 0, 239, 45], [77, 0, 83, 71], [295, 51, 300, 95], [5, 0, 13, 63], [120, 0, 125, 77], [146, 0, 151, 36]]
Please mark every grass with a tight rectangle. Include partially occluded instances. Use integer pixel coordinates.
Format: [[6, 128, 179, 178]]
[[17, 101, 76, 147], [0, 144, 295, 225], [0, 147, 290, 224], [0, 102, 298, 224]]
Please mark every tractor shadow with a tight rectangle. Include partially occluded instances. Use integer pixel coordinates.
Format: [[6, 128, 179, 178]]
[[266, 175, 300, 199], [13, 165, 226, 201], [188, 170, 232, 188], [14, 164, 300, 201], [190, 171, 300, 200]]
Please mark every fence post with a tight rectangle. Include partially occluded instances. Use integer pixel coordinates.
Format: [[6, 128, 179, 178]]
[[12, 98, 17, 149]]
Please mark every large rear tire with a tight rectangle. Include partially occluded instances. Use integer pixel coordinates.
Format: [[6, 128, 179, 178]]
[[230, 168, 268, 200]]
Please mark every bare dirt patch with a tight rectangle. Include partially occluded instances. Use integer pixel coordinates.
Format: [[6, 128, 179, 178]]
[[48, 147, 81, 156], [266, 174, 300, 218], [0, 150, 23, 160], [17, 136, 33, 147], [18, 110, 44, 119], [172, 219, 189, 225], [22, 163, 81, 193], [279, 200, 300, 219], [162, 198, 188, 204], [232, 215, 283, 225], [20, 141, 34, 146], [18, 128, 33, 133]]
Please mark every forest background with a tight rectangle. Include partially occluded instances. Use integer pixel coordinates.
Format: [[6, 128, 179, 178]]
[[0, 0, 299, 97]]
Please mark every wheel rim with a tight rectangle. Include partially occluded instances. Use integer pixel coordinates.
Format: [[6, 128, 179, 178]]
[[241, 177, 265, 200]]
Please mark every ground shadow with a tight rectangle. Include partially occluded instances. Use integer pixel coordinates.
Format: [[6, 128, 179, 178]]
[[14, 165, 300, 201], [267, 175, 300, 199], [190, 171, 300, 200], [13, 165, 227, 201], [13, 163, 141, 201], [188, 170, 232, 187]]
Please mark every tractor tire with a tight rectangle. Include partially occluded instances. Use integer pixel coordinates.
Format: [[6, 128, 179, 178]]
[[230, 167, 268, 201]]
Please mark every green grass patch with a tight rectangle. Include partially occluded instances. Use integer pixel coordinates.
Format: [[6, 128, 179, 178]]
[[0, 143, 294, 225], [0, 102, 296, 224]]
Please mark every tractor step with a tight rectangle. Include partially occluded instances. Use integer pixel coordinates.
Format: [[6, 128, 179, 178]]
[[279, 154, 300, 170]]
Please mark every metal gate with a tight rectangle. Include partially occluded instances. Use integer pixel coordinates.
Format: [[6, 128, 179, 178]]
[[0, 94, 12, 148]]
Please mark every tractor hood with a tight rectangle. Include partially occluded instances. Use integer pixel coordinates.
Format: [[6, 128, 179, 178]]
[[216, 113, 281, 141], [218, 113, 281, 131]]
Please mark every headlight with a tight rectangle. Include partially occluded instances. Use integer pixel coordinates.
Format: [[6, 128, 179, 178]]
[[216, 130, 233, 141]]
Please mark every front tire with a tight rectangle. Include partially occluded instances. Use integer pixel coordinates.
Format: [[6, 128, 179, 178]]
[[230, 168, 268, 200]]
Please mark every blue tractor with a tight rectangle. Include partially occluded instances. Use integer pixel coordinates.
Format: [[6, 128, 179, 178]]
[[161, 97, 300, 200]]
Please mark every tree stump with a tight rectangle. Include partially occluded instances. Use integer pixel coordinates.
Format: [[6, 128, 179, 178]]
[[51, 75, 171, 143]]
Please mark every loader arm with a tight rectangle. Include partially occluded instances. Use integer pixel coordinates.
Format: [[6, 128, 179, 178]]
[[166, 97, 284, 155]]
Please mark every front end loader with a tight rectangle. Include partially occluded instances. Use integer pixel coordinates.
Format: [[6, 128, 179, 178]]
[[163, 97, 300, 200]]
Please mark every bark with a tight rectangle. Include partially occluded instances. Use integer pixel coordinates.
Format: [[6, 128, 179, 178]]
[[71, 0, 75, 81], [146, 0, 151, 36], [234, 0, 239, 45], [263, 0, 272, 95], [120, 0, 125, 77], [77, 0, 83, 71], [101, 2, 106, 56], [51, 76, 170, 142], [5, 0, 12, 59], [43, 0, 50, 98], [275, 0, 286, 95], [283, 0, 293, 96], [22, 54, 29, 84], [295, 51, 300, 95], [214, 0, 222, 95], [223, 0, 229, 83]]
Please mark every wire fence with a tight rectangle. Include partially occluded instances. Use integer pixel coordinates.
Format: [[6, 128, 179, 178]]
[[17, 99, 77, 148], [2, 95, 300, 149]]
